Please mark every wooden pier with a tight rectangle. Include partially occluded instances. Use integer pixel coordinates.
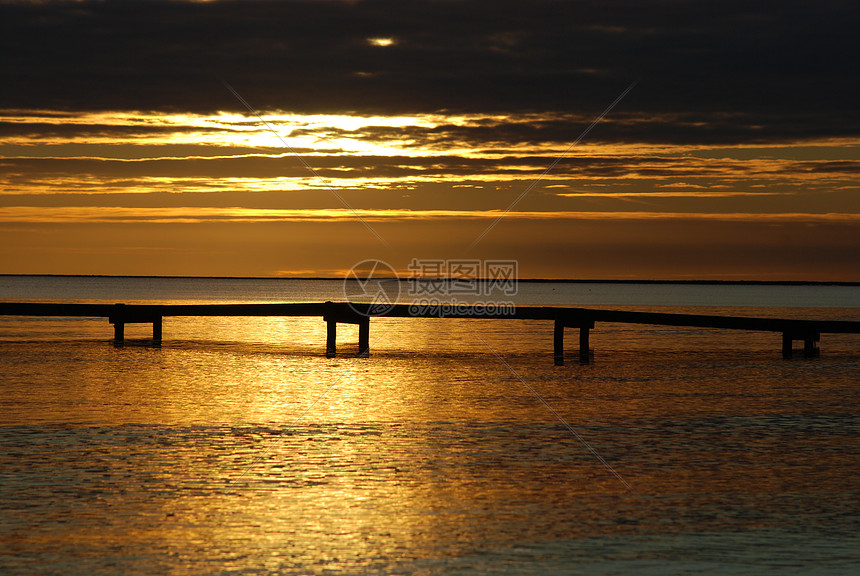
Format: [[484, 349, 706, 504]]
[[1, 301, 858, 363]]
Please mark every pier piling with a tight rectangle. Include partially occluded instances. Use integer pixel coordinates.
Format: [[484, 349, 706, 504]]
[[324, 302, 371, 358], [554, 320, 564, 365], [554, 319, 595, 365], [109, 303, 163, 345], [805, 336, 819, 357], [358, 319, 370, 357], [579, 326, 591, 365], [782, 331, 820, 359], [113, 321, 125, 344], [326, 320, 337, 357], [111, 303, 125, 345]]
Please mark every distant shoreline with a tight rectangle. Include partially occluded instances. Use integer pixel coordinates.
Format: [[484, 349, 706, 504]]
[[1, 274, 858, 286]]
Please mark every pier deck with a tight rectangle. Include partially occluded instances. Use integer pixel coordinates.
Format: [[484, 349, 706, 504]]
[[1, 302, 858, 363]]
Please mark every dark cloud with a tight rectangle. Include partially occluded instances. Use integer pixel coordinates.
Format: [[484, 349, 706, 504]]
[[0, 121, 227, 140], [3, 153, 856, 186], [1, 0, 857, 145], [303, 112, 859, 148]]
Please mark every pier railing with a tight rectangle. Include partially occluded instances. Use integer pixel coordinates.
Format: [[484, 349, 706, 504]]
[[1, 301, 858, 363]]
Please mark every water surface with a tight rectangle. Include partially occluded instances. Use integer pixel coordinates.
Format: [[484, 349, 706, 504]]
[[1, 277, 858, 574]]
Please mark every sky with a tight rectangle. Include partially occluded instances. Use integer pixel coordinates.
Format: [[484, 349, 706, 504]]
[[1, 0, 858, 280]]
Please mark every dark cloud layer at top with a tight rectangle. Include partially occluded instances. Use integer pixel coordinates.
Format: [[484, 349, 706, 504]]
[[1, 0, 857, 145]]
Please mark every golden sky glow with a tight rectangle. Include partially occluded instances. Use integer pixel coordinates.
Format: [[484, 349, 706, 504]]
[[1, 107, 859, 279], [1, 1, 858, 280]]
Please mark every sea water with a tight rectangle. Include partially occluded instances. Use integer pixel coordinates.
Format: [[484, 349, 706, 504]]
[[1, 277, 858, 575]]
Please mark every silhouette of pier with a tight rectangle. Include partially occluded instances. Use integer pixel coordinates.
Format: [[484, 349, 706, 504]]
[[1, 301, 858, 363]]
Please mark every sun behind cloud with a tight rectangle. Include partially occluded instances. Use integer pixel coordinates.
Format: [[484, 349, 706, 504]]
[[367, 37, 396, 47]]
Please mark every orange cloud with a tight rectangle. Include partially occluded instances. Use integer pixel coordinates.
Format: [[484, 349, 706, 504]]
[[1, 206, 857, 224]]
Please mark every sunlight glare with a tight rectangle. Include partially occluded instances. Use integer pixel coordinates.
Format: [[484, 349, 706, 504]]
[[367, 37, 395, 47]]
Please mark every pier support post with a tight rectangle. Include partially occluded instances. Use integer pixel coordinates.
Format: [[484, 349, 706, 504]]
[[804, 334, 820, 358], [782, 331, 820, 359], [111, 303, 125, 345], [358, 318, 369, 357], [579, 326, 590, 365], [324, 302, 371, 358], [153, 317, 162, 343], [554, 319, 594, 366], [554, 320, 564, 366], [113, 321, 125, 344], [326, 320, 337, 358]]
